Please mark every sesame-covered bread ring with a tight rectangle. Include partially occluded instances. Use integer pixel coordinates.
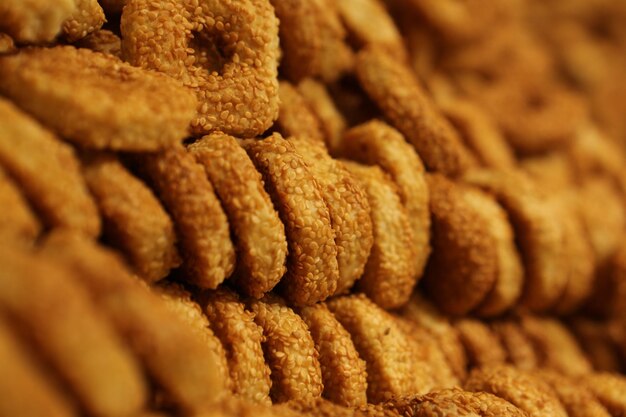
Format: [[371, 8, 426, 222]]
[[464, 365, 568, 417], [290, 138, 373, 295], [341, 120, 431, 282], [121, 0, 280, 137], [133, 145, 235, 289], [242, 134, 339, 306], [328, 294, 436, 403], [189, 133, 287, 298], [82, 153, 180, 283], [298, 303, 368, 407], [343, 161, 416, 309], [248, 295, 323, 403], [202, 288, 272, 404], [454, 319, 507, 369], [62, 0, 105, 42], [535, 370, 611, 417]]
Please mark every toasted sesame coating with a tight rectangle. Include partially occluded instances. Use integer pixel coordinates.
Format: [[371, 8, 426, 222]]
[[0, 0, 75, 43], [490, 320, 538, 371], [298, 303, 368, 407], [343, 162, 416, 309], [341, 120, 431, 282], [0, 46, 197, 151], [155, 282, 232, 390], [189, 133, 287, 298], [202, 288, 272, 404], [277, 82, 326, 144], [463, 169, 567, 312], [121, 0, 280, 137], [440, 98, 516, 171], [286, 397, 401, 417], [73, 29, 121, 57], [0, 98, 100, 237], [383, 388, 528, 417], [269, 0, 322, 82], [454, 319, 507, 369], [40, 231, 229, 413], [519, 316, 592, 377], [336, 0, 406, 59], [0, 243, 147, 417], [0, 166, 41, 245], [82, 153, 180, 283], [355, 46, 476, 177], [551, 193, 595, 315], [297, 79, 347, 153], [291, 138, 373, 295], [569, 318, 623, 373], [0, 316, 77, 417], [462, 187, 523, 317], [394, 317, 459, 389], [583, 372, 626, 417], [134, 145, 235, 289], [464, 365, 567, 417], [423, 174, 497, 316], [62, 0, 105, 42], [242, 134, 339, 305], [327, 294, 436, 403], [399, 293, 468, 381], [206, 397, 307, 417], [248, 295, 323, 403], [535, 370, 611, 417]]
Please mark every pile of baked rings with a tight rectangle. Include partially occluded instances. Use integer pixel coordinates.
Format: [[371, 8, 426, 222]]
[[1, 0, 626, 416]]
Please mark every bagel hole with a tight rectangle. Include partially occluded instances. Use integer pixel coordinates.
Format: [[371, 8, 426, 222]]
[[189, 30, 230, 74]]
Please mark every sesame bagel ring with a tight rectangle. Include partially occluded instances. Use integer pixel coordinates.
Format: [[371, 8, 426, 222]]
[[121, 0, 280, 137]]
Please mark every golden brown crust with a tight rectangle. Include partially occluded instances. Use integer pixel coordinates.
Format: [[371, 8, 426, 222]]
[[535, 370, 611, 417], [0, 166, 41, 245], [121, 0, 280, 137], [298, 303, 368, 407], [355, 46, 476, 177], [491, 320, 538, 371], [134, 145, 235, 289], [82, 153, 180, 283], [62, 0, 105, 42], [519, 316, 592, 377], [0, 316, 77, 417], [583, 372, 626, 417], [248, 295, 323, 403], [394, 317, 459, 389], [297, 79, 347, 153], [0, 244, 147, 417], [277, 81, 326, 144], [399, 293, 468, 381], [40, 231, 229, 414], [463, 169, 568, 312], [464, 365, 567, 417], [343, 161, 416, 309], [327, 294, 435, 403], [189, 133, 287, 298], [462, 187, 523, 317], [440, 98, 516, 171], [383, 388, 528, 417], [336, 0, 406, 60], [341, 120, 431, 283], [569, 318, 624, 373], [0, 46, 197, 151], [454, 319, 507, 369], [242, 134, 339, 306], [0, 98, 100, 237], [424, 174, 497, 315], [155, 283, 232, 392], [201, 288, 272, 404], [290, 138, 373, 295], [0, 0, 75, 43]]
